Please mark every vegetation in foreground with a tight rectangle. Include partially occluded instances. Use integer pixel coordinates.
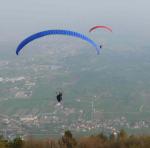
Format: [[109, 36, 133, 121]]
[[0, 130, 150, 148]]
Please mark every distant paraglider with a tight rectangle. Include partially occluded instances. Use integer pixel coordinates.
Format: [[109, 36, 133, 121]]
[[89, 26, 112, 49], [16, 29, 101, 55], [89, 26, 112, 33]]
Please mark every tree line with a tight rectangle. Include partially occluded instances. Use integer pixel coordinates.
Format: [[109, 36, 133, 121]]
[[0, 129, 150, 148]]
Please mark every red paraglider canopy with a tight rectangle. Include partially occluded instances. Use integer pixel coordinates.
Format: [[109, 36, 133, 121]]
[[89, 26, 112, 33]]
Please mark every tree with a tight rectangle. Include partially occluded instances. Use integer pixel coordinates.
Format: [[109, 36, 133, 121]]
[[59, 130, 77, 148], [109, 133, 115, 141], [11, 137, 23, 148], [97, 133, 108, 141], [118, 129, 128, 141]]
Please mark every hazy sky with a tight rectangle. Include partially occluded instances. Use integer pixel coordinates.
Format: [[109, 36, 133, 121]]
[[0, 0, 150, 44]]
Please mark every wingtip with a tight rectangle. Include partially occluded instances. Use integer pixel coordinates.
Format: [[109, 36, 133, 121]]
[[16, 51, 19, 55]]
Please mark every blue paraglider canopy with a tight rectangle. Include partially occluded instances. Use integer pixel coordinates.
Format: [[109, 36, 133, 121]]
[[16, 29, 101, 55]]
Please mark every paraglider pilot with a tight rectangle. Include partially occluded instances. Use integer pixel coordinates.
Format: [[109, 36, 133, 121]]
[[100, 45, 102, 48], [56, 92, 63, 103]]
